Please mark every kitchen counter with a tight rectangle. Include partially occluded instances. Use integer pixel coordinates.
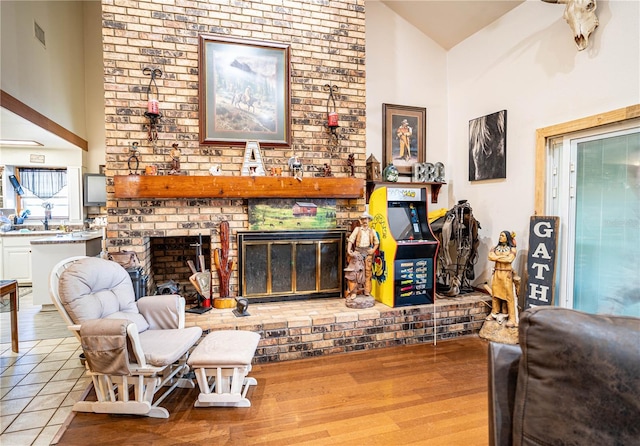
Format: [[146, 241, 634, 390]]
[[1, 230, 64, 237], [30, 231, 102, 245]]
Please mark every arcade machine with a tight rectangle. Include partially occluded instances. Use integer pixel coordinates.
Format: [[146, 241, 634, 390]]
[[369, 186, 439, 307]]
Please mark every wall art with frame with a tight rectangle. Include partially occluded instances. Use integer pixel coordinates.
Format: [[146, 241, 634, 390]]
[[468, 109, 507, 181], [382, 104, 426, 175], [198, 35, 291, 146]]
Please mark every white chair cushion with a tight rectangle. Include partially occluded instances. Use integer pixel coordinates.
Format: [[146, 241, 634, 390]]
[[106, 311, 149, 332], [137, 295, 182, 330], [138, 327, 203, 367], [58, 257, 139, 324], [188, 330, 261, 367]]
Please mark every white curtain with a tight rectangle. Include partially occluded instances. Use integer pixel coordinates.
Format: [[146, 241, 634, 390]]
[[19, 168, 67, 199]]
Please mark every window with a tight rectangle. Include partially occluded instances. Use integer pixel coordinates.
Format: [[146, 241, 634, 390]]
[[16, 168, 69, 219]]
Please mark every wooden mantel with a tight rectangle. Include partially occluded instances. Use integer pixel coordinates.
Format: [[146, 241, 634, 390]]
[[114, 175, 365, 199]]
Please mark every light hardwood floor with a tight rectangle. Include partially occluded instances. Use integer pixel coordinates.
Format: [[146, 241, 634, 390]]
[[57, 336, 490, 445], [0, 288, 71, 344]]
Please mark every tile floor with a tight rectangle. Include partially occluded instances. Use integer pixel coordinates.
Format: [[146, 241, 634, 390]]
[[1, 290, 90, 446]]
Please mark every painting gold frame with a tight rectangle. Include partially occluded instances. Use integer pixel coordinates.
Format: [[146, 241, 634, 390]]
[[382, 104, 426, 175], [198, 35, 291, 146]]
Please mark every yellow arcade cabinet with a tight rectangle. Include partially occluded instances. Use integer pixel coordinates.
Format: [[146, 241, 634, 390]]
[[369, 186, 439, 307]]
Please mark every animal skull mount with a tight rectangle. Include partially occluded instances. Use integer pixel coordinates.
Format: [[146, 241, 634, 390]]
[[542, 0, 599, 51]]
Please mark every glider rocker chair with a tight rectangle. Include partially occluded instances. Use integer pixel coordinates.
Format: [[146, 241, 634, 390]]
[[50, 256, 203, 419]]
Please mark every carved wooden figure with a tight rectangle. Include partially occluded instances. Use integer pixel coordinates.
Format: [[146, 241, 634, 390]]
[[213, 220, 235, 299], [485, 231, 520, 328]]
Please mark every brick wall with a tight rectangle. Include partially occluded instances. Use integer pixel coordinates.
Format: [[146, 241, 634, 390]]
[[101, 0, 367, 295], [188, 294, 492, 362]]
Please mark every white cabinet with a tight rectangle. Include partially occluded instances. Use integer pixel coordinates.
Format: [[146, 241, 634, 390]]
[[1, 235, 45, 285], [3, 247, 32, 283], [31, 234, 102, 306]]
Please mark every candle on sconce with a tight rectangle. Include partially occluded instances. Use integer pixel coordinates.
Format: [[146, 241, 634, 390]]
[[147, 98, 159, 115]]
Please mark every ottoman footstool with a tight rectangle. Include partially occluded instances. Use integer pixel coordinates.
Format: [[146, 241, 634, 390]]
[[187, 330, 261, 407]]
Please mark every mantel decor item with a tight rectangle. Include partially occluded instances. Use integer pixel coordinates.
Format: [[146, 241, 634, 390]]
[[382, 103, 426, 175], [366, 154, 381, 181], [241, 141, 266, 176], [168, 142, 182, 175], [128, 142, 140, 175], [198, 35, 291, 146], [383, 163, 399, 182]]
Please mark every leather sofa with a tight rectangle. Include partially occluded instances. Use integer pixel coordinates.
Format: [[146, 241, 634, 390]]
[[488, 306, 640, 446]]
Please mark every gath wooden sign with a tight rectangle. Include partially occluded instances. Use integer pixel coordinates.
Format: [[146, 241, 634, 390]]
[[525, 216, 559, 309]]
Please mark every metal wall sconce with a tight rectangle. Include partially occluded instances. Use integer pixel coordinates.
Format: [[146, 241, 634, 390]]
[[128, 142, 140, 175], [143, 67, 162, 142], [324, 83, 339, 145]]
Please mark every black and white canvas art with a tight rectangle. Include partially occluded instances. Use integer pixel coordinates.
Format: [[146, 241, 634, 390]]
[[469, 110, 507, 181]]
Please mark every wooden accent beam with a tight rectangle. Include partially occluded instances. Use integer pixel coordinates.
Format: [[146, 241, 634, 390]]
[[114, 175, 365, 199], [0, 89, 89, 151]]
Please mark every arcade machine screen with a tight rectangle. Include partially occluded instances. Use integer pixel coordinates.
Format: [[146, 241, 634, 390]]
[[387, 201, 423, 241], [387, 200, 436, 305]]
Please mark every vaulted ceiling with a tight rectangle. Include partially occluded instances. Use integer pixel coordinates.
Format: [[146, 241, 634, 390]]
[[381, 0, 524, 50], [0, 1, 525, 152]]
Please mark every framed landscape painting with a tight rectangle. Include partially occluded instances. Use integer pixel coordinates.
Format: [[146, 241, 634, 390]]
[[382, 104, 426, 175], [248, 199, 337, 231], [199, 35, 291, 146]]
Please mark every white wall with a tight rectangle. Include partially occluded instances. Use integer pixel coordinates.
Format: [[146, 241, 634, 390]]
[[365, 1, 450, 207], [367, 0, 640, 286], [447, 0, 640, 284], [0, 1, 88, 138], [83, 1, 106, 172], [1, 1, 105, 173]]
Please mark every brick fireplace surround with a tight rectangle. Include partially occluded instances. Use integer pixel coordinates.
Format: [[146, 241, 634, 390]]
[[103, 0, 369, 299], [102, 0, 490, 362]]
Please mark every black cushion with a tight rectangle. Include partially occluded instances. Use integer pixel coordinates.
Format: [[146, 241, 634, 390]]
[[512, 307, 640, 446]]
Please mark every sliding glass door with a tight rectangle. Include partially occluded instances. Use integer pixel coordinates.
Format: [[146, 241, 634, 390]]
[[548, 126, 640, 317]]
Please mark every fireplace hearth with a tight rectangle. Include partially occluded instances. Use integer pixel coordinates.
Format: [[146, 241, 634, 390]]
[[237, 230, 346, 302]]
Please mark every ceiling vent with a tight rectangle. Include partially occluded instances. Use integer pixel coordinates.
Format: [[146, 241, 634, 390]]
[[34, 21, 45, 47]]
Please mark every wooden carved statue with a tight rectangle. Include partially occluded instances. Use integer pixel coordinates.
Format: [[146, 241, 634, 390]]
[[169, 143, 181, 175], [213, 220, 234, 299], [344, 212, 379, 309], [485, 230, 521, 328]]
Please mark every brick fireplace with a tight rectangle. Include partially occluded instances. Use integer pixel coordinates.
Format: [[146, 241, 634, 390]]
[[102, 0, 368, 294]]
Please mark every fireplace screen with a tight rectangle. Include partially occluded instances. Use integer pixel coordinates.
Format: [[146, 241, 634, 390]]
[[238, 230, 345, 302]]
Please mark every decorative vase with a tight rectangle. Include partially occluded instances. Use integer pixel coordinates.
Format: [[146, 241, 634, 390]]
[[383, 163, 399, 182]]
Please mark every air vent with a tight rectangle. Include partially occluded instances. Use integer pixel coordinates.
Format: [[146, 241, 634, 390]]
[[34, 21, 45, 47]]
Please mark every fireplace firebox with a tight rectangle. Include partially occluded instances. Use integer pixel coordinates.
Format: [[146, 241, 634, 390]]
[[237, 230, 346, 302]]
